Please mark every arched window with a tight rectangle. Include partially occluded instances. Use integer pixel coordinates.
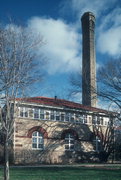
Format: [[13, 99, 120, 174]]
[[65, 133, 75, 151], [32, 131, 44, 150], [93, 136, 102, 152]]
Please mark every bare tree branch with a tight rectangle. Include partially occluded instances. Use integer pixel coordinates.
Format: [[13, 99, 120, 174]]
[[0, 23, 45, 180]]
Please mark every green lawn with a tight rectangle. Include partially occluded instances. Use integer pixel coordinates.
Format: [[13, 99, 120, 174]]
[[0, 166, 121, 180]]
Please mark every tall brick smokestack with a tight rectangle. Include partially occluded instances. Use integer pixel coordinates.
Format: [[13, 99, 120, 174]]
[[81, 12, 97, 107]]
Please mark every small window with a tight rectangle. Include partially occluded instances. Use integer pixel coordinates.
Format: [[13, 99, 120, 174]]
[[75, 114, 80, 123], [83, 115, 87, 123], [70, 113, 74, 122], [29, 108, 34, 118], [61, 112, 65, 121], [20, 107, 24, 117], [79, 114, 83, 123], [100, 117, 103, 125], [104, 118, 109, 126], [32, 131, 44, 150], [65, 113, 70, 122], [55, 111, 60, 121], [92, 115, 97, 124], [93, 136, 102, 152], [88, 116, 92, 124], [25, 108, 28, 117], [19, 107, 28, 118], [40, 109, 44, 120], [34, 108, 39, 119], [50, 111, 55, 120], [45, 111, 50, 120], [65, 133, 75, 151], [97, 116, 101, 124]]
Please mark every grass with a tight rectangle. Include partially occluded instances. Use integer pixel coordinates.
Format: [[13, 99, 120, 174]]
[[0, 166, 121, 180]]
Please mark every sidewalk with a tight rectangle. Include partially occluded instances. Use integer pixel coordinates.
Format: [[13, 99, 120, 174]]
[[1, 163, 121, 168]]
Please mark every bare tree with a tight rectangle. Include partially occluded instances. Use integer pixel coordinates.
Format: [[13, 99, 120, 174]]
[[0, 24, 45, 180], [97, 58, 121, 112], [69, 58, 121, 109], [92, 116, 114, 162]]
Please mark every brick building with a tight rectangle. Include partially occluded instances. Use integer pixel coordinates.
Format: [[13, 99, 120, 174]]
[[12, 97, 113, 164]]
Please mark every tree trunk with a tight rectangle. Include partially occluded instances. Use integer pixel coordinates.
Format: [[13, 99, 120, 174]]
[[4, 135, 9, 180]]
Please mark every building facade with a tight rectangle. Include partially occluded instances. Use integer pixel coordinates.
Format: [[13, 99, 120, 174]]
[[12, 97, 113, 164]]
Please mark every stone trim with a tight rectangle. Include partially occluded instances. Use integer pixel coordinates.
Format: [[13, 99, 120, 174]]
[[27, 126, 48, 138], [61, 129, 79, 140]]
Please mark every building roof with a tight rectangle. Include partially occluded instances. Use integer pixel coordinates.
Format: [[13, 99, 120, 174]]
[[16, 96, 111, 114]]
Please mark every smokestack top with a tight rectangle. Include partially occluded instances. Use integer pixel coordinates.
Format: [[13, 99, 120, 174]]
[[81, 12, 95, 22]]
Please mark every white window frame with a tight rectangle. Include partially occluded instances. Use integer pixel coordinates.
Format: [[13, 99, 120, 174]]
[[50, 110, 55, 121], [40, 109, 45, 120], [34, 108, 40, 119], [60, 112, 65, 121], [32, 131, 44, 150], [83, 114, 87, 124], [65, 133, 75, 151], [19, 107, 29, 118], [55, 111, 60, 121], [45, 111, 50, 120]]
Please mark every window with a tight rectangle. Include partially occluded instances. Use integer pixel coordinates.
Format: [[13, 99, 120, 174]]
[[34, 108, 39, 119], [61, 112, 65, 121], [65, 133, 75, 151], [65, 113, 70, 122], [104, 118, 109, 126], [19, 107, 28, 117], [75, 114, 80, 123], [20, 107, 24, 117], [100, 117, 104, 125], [40, 109, 44, 120], [55, 111, 60, 121], [29, 108, 34, 118], [25, 108, 28, 117], [50, 111, 55, 120], [93, 136, 102, 152], [70, 113, 74, 122], [88, 116, 92, 124], [83, 115, 87, 123], [78, 114, 84, 123], [32, 131, 44, 150], [97, 116, 100, 125], [92, 115, 97, 124], [45, 111, 50, 120]]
